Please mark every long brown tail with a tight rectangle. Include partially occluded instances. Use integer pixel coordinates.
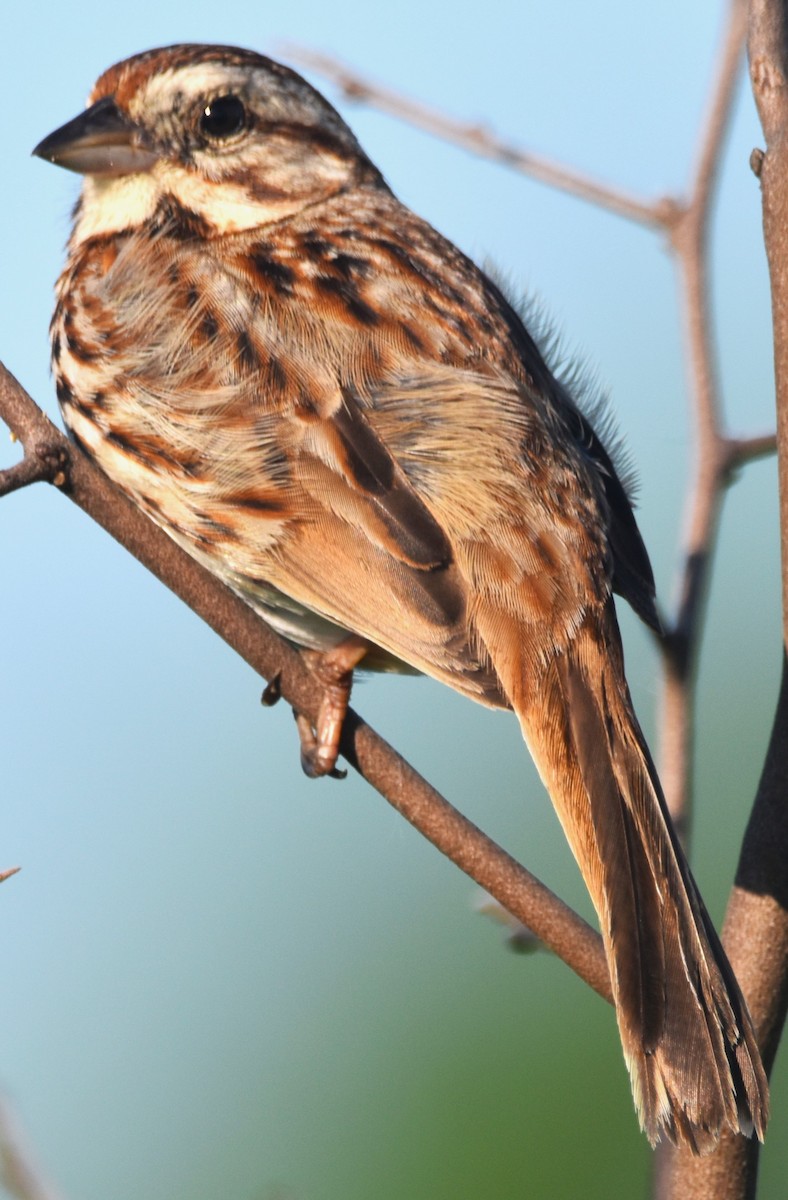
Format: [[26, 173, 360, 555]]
[[487, 603, 769, 1152]]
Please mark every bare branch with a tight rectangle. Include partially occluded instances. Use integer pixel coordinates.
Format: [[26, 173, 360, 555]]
[[724, 430, 778, 468], [0, 360, 611, 1003], [0, 1097, 64, 1200], [744, 0, 788, 1082], [657, 0, 749, 834], [1, 456, 50, 496], [690, 0, 750, 219], [655, 654, 788, 1199], [283, 45, 674, 229], [0, 447, 69, 496], [746, 0, 788, 1117], [750, 0, 788, 624], [652, 0, 788, 1194]]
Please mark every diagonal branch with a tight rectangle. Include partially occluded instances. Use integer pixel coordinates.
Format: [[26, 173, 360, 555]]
[[0, 1096, 64, 1200], [284, 44, 674, 229], [0, 359, 611, 1004], [657, 0, 750, 837]]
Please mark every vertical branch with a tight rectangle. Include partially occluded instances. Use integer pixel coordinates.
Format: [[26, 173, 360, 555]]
[[742, 0, 788, 1083], [658, 0, 748, 839], [656, 0, 788, 1195], [750, 2, 788, 614], [746, 0, 788, 1066], [654, 655, 788, 1200]]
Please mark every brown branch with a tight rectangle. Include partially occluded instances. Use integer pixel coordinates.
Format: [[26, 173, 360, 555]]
[[750, 0, 788, 623], [653, 1, 788, 1195], [657, 0, 749, 837], [283, 45, 674, 229], [0, 360, 611, 1004], [0, 453, 59, 497], [733, 652, 788, 1073], [0, 1097, 64, 1200], [724, 430, 778, 468], [655, 654, 788, 1200], [744, 0, 788, 1091], [744, 0, 788, 1087]]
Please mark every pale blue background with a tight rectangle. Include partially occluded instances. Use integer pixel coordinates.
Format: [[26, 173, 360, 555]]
[[1, 2, 785, 1197]]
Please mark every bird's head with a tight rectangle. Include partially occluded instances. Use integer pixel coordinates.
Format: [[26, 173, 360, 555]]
[[33, 44, 383, 243]]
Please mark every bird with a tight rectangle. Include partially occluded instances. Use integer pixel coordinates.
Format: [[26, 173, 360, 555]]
[[33, 43, 768, 1152]]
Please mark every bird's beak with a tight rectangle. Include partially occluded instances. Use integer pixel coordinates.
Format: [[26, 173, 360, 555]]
[[33, 95, 159, 178]]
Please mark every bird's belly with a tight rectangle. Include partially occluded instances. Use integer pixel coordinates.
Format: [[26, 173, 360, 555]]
[[228, 575, 420, 676]]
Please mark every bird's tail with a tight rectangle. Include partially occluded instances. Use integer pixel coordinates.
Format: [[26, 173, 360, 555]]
[[485, 604, 769, 1152]]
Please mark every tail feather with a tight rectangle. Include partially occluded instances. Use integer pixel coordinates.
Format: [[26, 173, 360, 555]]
[[480, 602, 769, 1151], [563, 662, 666, 1056]]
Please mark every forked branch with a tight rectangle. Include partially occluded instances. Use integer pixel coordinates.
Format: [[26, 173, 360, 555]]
[[291, 4, 786, 1197], [288, 0, 771, 836]]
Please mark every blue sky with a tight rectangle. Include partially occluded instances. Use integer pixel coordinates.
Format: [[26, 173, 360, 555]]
[[1, 3, 785, 1198]]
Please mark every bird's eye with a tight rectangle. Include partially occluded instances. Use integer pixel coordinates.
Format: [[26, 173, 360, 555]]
[[199, 95, 247, 140]]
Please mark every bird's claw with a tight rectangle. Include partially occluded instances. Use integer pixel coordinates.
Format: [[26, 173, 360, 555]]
[[291, 636, 369, 779]]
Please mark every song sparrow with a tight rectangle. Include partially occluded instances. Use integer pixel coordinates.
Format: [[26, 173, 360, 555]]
[[34, 44, 768, 1151]]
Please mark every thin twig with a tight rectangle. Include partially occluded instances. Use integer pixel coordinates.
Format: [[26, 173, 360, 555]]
[[0, 1098, 64, 1200], [724, 430, 778, 468], [0, 447, 68, 496], [283, 45, 674, 229], [656, 0, 750, 844], [0, 360, 611, 1004]]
